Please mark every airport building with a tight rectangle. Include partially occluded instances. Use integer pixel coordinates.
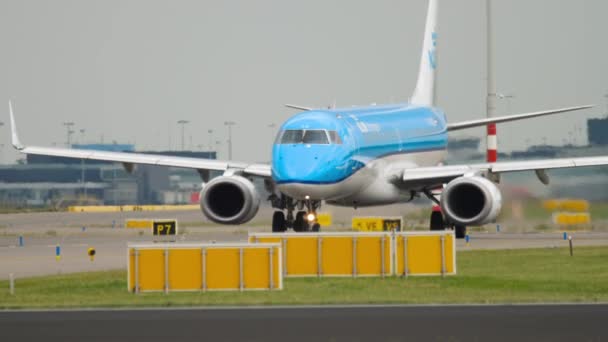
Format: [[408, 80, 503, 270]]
[[0, 143, 216, 208]]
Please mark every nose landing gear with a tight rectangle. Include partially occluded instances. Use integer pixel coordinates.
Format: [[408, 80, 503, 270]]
[[270, 194, 321, 233]]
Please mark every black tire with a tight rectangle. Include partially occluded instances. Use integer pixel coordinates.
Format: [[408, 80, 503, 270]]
[[430, 211, 444, 231], [272, 211, 286, 233], [455, 225, 466, 239], [311, 223, 321, 232], [294, 211, 307, 232]]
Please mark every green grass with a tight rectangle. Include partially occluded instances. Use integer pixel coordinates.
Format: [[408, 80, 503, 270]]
[[1, 247, 607, 309]]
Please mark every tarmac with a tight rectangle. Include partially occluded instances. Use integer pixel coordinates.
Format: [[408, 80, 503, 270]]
[[1, 304, 606, 341], [1, 209, 608, 279]]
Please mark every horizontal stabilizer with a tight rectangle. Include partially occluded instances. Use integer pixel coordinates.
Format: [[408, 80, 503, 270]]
[[447, 105, 593, 131]]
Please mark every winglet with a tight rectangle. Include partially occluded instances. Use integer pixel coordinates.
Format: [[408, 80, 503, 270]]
[[8, 101, 25, 150]]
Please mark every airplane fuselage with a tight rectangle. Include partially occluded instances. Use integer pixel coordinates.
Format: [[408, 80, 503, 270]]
[[272, 104, 448, 206]]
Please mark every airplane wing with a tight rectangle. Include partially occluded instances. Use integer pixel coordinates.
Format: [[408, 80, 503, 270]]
[[8, 102, 271, 178], [401, 156, 608, 188], [446, 105, 593, 131]]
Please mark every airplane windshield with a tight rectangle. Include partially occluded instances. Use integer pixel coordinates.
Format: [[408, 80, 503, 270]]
[[277, 129, 341, 145]]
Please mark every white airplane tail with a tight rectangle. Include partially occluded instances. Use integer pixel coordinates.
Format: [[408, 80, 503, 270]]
[[410, 0, 438, 107]]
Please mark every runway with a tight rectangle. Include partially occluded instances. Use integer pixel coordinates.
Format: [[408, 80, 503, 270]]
[[0, 304, 606, 341]]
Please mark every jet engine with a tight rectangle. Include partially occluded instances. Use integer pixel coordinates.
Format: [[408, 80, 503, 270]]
[[440, 176, 502, 226], [200, 175, 261, 224]]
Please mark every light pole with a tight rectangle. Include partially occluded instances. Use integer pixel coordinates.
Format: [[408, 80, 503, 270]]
[[63, 122, 75, 147], [215, 140, 222, 158], [0, 122, 4, 163], [207, 129, 214, 151], [177, 120, 190, 151], [79, 129, 86, 145], [268, 123, 277, 153], [224, 121, 236, 159]]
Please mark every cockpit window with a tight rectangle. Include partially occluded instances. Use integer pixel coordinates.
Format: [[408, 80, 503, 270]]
[[328, 131, 342, 144], [278, 130, 304, 144], [302, 130, 329, 144], [277, 129, 340, 145]]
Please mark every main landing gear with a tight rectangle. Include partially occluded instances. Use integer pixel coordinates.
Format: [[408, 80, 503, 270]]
[[270, 194, 321, 233], [424, 190, 467, 239]]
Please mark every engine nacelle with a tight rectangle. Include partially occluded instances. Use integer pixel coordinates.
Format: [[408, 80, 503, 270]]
[[440, 176, 502, 226], [199, 175, 261, 225]]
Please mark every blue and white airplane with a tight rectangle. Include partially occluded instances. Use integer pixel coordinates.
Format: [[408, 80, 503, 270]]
[[8, 0, 607, 237]]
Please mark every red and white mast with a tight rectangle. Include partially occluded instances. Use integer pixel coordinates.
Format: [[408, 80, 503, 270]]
[[486, 0, 497, 163]]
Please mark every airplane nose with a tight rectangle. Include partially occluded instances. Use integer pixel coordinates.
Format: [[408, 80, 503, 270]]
[[275, 149, 326, 183]]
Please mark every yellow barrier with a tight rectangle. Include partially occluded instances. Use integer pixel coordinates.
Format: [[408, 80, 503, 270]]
[[250, 231, 455, 277], [249, 232, 393, 277], [127, 243, 282, 293], [394, 231, 456, 276], [352, 216, 403, 232], [552, 212, 591, 225], [69, 205, 199, 213]]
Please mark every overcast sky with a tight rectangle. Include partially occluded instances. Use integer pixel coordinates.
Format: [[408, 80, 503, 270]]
[[1, 0, 607, 164]]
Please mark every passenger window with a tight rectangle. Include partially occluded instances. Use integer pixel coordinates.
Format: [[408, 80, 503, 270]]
[[302, 130, 329, 144], [328, 131, 342, 144]]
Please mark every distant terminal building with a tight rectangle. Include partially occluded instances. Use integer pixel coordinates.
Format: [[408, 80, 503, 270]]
[[587, 117, 608, 146], [1, 143, 218, 208], [448, 137, 480, 150]]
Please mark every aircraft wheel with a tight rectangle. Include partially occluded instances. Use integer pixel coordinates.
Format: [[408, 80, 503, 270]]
[[430, 211, 444, 231], [272, 211, 286, 233], [455, 225, 467, 239], [294, 211, 307, 232], [293, 211, 306, 232]]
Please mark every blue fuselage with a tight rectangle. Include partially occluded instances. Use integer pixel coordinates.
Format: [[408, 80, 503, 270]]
[[271, 104, 448, 201]]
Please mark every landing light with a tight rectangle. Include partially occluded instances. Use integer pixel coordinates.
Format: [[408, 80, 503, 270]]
[[307, 213, 316, 222]]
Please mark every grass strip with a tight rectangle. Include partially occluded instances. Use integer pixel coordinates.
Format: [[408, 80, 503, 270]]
[[1, 246, 607, 308]]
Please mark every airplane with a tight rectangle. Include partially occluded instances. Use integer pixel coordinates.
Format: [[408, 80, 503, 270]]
[[8, 0, 608, 239]]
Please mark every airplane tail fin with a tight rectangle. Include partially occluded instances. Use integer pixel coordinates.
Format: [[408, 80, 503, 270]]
[[410, 0, 438, 107]]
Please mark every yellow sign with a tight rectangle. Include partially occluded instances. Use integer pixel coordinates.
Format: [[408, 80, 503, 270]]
[[316, 213, 332, 227], [543, 199, 589, 213], [153, 220, 177, 235], [352, 217, 402, 232], [552, 212, 591, 225], [125, 220, 153, 229]]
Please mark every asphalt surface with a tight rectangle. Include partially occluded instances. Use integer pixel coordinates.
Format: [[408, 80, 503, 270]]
[[0, 304, 606, 341]]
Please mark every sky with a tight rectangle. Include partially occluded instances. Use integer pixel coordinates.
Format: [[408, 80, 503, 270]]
[[1, 0, 607, 164]]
